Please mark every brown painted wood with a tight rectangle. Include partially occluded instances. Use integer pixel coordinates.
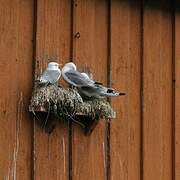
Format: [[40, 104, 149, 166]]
[[110, 1, 141, 180], [0, 0, 34, 179], [72, 0, 108, 179], [0, 1, 177, 179], [33, 0, 71, 179], [175, 7, 180, 180], [143, 1, 172, 180]]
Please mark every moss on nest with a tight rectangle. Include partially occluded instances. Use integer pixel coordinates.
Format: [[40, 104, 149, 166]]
[[29, 84, 115, 134], [29, 84, 83, 113], [77, 99, 116, 119]]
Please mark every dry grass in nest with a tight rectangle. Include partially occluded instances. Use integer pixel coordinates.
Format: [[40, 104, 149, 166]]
[[29, 84, 115, 135]]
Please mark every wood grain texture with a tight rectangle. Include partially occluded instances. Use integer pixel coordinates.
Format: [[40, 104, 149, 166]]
[[110, 1, 141, 180], [0, 1, 177, 179], [0, 0, 34, 179], [72, 0, 108, 179], [175, 6, 180, 180], [143, 1, 172, 180], [33, 0, 71, 179]]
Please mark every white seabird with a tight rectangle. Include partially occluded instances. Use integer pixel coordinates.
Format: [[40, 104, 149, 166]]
[[62, 62, 125, 98], [38, 62, 61, 84], [62, 62, 101, 87]]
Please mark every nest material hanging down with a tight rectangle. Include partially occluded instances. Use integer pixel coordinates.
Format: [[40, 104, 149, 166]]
[[29, 84, 116, 135]]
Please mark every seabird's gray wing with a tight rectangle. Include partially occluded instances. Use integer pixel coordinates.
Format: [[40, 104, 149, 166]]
[[78, 84, 124, 99], [64, 70, 94, 87], [78, 86, 102, 98], [81, 72, 103, 85]]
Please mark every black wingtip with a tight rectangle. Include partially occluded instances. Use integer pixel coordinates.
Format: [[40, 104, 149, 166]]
[[119, 92, 126, 96], [94, 81, 103, 85]]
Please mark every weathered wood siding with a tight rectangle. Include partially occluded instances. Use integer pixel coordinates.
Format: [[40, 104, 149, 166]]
[[0, 0, 179, 180]]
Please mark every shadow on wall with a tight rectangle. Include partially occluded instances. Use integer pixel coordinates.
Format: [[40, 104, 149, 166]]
[[118, 0, 180, 12]]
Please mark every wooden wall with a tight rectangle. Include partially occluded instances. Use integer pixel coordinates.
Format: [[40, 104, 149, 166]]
[[0, 0, 179, 180]]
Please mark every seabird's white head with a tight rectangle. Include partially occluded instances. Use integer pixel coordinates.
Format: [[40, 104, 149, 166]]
[[38, 62, 62, 84], [47, 62, 60, 70], [63, 62, 77, 71]]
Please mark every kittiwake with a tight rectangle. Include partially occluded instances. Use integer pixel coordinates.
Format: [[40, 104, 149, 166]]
[[38, 62, 61, 84], [62, 62, 101, 87], [62, 62, 125, 99]]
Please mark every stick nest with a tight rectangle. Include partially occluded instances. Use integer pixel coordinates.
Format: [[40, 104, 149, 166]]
[[29, 84, 115, 135]]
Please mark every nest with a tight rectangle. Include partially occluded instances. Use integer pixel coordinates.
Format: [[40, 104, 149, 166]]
[[29, 83, 115, 135]]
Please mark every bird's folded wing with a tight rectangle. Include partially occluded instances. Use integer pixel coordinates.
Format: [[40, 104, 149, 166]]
[[78, 86, 101, 98], [64, 70, 95, 87]]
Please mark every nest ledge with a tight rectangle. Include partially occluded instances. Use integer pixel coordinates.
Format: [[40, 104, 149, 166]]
[[29, 84, 116, 135]]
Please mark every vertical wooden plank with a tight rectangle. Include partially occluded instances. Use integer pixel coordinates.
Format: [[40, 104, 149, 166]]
[[72, 0, 107, 179], [111, 0, 141, 180], [143, 1, 172, 180], [0, 0, 34, 179], [175, 4, 180, 180], [34, 0, 71, 179]]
